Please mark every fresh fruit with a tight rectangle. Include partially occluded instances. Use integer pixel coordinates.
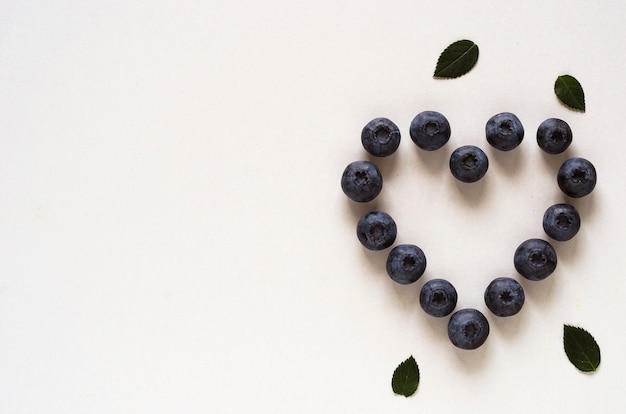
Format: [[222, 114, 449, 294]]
[[543, 203, 581, 241], [409, 111, 451, 151], [447, 308, 490, 350], [557, 157, 597, 198], [449, 145, 489, 183], [514, 238, 557, 281], [386, 244, 427, 284], [341, 160, 383, 202], [356, 210, 397, 251], [419, 279, 457, 317], [484, 277, 525, 317], [485, 112, 524, 151], [536, 118, 572, 154], [361, 117, 401, 157]]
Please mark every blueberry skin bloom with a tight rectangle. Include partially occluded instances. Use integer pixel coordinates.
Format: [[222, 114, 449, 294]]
[[449, 145, 489, 183], [485, 112, 524, 151], [484, 277, 525, 317], [341, 161, 383, 202], [386, 244, 427, 284], [409, 111, 451, 151], [543, 203, 581, 241], [514, 238, 557, 281], [361, 117, 401, 157], [537, 118, 572, 154], [356, 210, 397, 251], [447, 308, 490, 350], [420, 279, 457, 317], [557, 157, 597, 198]]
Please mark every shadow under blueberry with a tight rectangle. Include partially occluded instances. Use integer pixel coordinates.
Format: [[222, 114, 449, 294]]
[[518, 274, 558, 308], [414, 146, 450, 175], [451, 337, 490, 372], [540, 149, 570, 171], [389, 279, 422, 313], [487, 146, 524, 179], [344, 196, 381, 221], [452, 174, 489, 206], [565, 186, 598, 222], [550, 232, 583, 266], [357, 238, 395, 282], [418, 303, 458, 344], [365, 150, 400, 180], [488, 309, 529, 341]]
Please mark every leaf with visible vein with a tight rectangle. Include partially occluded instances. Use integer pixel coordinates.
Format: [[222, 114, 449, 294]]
[[563, 325, 600, 372], [554, 75, 586, 112], [434, 40, 479, 79], [391, 355, 419, 397]]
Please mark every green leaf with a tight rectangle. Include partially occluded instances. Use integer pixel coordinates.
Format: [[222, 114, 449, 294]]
[[563, 325, 600, 372], [554, 75, 586, 112], [391, 355, 419, 397], [433, 40, 479, 79]]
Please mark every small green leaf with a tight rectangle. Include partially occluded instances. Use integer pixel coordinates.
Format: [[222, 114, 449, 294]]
[[563, 325, 600, 372], [434, 40, 479, 79], [554, 75, 586, 112], [391, 355, 419, 397]]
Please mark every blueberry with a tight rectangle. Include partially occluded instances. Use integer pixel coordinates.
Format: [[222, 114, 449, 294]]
[[537, 118, 572, 154], [447, 308, 490, 350], [341, 161, 383, 202], [361, 117, 401, 157], [557, 157, 597, 198], [484, 277, 525, 317], [386, 244, 426, 284], [543, 203, 581, 241], [514, 238, 557, 281], [356, 210, 397, 251], [409, 111, 451, 151], [485, 112, 524, 151], [449, 145, 489, 183], [419, 279, 457, 317]]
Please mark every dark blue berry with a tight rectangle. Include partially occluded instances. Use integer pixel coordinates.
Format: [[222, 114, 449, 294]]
[[543, 203, 581, 241], [361, 117, 401, 157], [386, 244, 426, 284], [485, 112, 524, 151], [514, 238, 557, 281], [409, 111, 451, 151], [449, 145, 489, 183], [447, 308, 489, 350], [484, 277, 525, 317], [557, 157, 597, 198], [356, 210, 397, 251], [537, 118, 572, 154], [420, 279, 457, 317], [341, 161, 383, 202]]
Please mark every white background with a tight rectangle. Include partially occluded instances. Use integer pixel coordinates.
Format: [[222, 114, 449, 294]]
[[1, 1, 625, 412]]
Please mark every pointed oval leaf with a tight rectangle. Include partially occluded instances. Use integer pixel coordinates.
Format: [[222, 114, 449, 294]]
[[563, 325, 600, 372], [391, 355, 419, 397], [555, 75, 586, 112], [434, 40, 479, 79]]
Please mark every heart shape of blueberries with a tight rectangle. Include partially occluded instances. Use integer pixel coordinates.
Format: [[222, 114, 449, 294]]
[[341, 112, 597, 350]]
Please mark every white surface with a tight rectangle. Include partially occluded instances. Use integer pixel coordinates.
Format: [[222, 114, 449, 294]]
[[1, 1, 625, 412]]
